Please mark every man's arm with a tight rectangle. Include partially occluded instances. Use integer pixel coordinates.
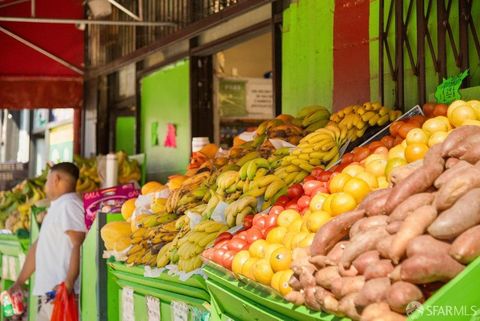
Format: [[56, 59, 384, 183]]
[[9, 240, 37, 294], [64, 231, 85, 293]]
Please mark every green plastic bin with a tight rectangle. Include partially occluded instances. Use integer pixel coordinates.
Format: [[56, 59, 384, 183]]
[[109, 261, 211, 321]]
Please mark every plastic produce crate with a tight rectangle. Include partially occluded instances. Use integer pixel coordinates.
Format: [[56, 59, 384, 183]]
[[109, 261, 210, 321]]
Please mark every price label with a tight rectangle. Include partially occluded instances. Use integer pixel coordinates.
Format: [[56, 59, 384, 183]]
[[171, 301, 189, 321], [122, 287, 135, 321], [146, 296, 161, 321], [435, 70, 468, 104]]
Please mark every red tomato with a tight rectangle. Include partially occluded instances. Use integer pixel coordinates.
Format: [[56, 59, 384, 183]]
[[303, 180, 324, 196], [269, 205, 284, 216], [287, 184, 304, 199], [253, 214, 268, 229], [311, 185, 329, 196], [286, 198, 299, 210], [303, 175, 316, 181], [214, 239, 229, 249], [243, 215, 254, 229], [422, 102, 436, 117], [368, 141, 385, 152], [233, 231, 248, 242], [334, 163, 349, 173], [318, 170, 333, 182], [227, 239, 248, 252], [274, 195, 290, 207], [213, 249, 226, 265], [265, 214, 278, 228], [297, 195, 311, 210], [353, 147, 370, 162], [203, 248, 215, 260], [311, 167, 324, 179], [245, 227, 264, 244], [214, 232, 233, 245], [433, 104, 448, 117], [380, 135, 395, 149], [341, 152, 355, 164], [222, 250, 235, 270]]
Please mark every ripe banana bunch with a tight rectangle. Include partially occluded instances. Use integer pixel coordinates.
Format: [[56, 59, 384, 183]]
[[256, 119, 285, 136], [118, 158, 141, 184], [268, 147, 291, 170], [76, 177, 98, 193], [216, 170, 240, 195], [224, 196, 257, 227], [294, 106, 331, 133], [238, 158, 271, 181], [201, 192, 221, 219], [244, 175, 287, 206], [150, 197, 167, 213], [155, 216, 191, 268], [176, 220, 228, 272]]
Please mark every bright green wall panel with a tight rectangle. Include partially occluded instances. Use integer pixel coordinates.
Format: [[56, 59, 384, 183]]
[[141, 60, 191, 182], [115, 116, 135, 155], [282, 0, 335, 115]]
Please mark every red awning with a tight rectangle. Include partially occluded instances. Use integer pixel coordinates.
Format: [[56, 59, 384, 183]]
[[0, 0, 84, 108]]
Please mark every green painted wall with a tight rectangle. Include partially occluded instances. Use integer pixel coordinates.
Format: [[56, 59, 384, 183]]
[[282, 0, 335, 114], [141, 60, 191, 182], [115, 116, 135, 155]]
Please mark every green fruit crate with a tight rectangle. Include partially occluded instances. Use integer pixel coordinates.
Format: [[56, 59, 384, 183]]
[[108, 261, 211, 321]]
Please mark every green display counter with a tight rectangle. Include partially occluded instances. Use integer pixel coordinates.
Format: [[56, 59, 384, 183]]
[[108, 261, 211, 321]]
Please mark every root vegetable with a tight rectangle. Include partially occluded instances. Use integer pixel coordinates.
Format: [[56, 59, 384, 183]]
[[339, 264, 359, 277], [447, 133, 480, 160], [386, 221, 402, 234], [352, 250, 380, 274], [364, 259, 394, 280], [331, 276, 365, 299], [400, 254, 464, 284], [388, 193, 434, 222], [315, 266, 341, 290], [389, 265, 402, 282], [339, 293, 361, 320], [327, 241, 349, 263], [364, 189, 392, 216], [350, 215, 389, 238], [311, 209, 366, 256], [435, 166, 480, 211], [445, 157, 460, 168], [385, 145, 444, 213], [304, 287, 322, 311], [441, 126, 480, 157], [390, 205, 438, 264], [288, 274, 302, 291], [309, 255, 334, 269], [406, 235, 451, 257], [341, 227, 389, 268], [315, 288, 339, 314], [386, 281, 424, 314], [434, 160, 472, 189], [355, 277, 391, 312], [377, 235, 394, 259], [285, 290, 305, 305], [389, 160, 423, 186], [428, 188, 480, 240], [371, 311, 406, 321], [450, 225, 480, 264], [360, 302, 391, 321]]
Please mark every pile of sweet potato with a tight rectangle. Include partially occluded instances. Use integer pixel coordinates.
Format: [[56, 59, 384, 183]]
[[285, 126, 480, 321]]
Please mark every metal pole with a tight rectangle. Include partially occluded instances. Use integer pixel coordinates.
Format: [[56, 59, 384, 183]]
[[395, 0, 405, 110], [138, 0, 143, 21], [0, 16, 177, 27], [417, 0, 426, 105], [0, 26, 84, 75], [108, 0, 141, 21], [379, 0, 385, 105], [31, 0, 35, 17], [0, 0, 29, 10]]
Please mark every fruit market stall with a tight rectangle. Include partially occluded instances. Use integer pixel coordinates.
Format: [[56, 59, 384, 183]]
[[98, 99, 480, 321]]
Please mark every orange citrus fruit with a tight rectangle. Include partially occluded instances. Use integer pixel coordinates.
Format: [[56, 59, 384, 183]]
[[141, 181, 165, 195], [249, 240, 268, 258], [298, 233, 315, 248], [288, 218, 303, 233], [232, 250, 250, 274], [271, 271, 284, 292], [329, 173, 352, 193], [330, 192, 357, 216], [278, 270, 294, 296], [306, 211, 331, 233], [291, 232, 310, 249], [422, 116, 451, 135], [322, 194, 334, 214], [355, 171, 378, 189], [309, 193, 329, 211], [277, 210, 301, 227], [385, 157, 407, 180], [264, 243, 284, 261], [428, 131, 448, 147], [342, 164, 365, 177], [283, 232, 296, 250], [121, 198, 136, 221], [365, 158, 388, 177], [252, 259, 274, 285], [241, 258, 259, 280], [270, 247, 292, 272], [266, 227, 288, 244], [449, 105, 477, 127], [388, 145, 406, 160], [405, 143, 429, 163], [406, 128, 429, 145], [342, 177, 371, 203]]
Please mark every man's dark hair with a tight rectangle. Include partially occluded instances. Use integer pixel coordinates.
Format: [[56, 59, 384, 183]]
[[51, 162, 80, 182]]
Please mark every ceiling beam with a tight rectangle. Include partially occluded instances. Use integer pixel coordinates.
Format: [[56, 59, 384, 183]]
[[0, 16, 176, 26]]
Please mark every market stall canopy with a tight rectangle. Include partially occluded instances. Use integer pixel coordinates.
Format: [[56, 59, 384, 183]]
[[0, 0, 84, 109]]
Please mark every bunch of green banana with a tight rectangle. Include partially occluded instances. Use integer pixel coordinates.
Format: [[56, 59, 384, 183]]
[[292, 106, 331, 132], [268, 147, 291, 170], [201, 192, 221, 219], [176, 220, 228, 272], [224, 196, 258, 227], [216, 171, 240, 195], [239, 157, 270, 181]]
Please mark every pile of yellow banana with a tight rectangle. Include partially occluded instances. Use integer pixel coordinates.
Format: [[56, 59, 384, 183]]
[[165, 172, 211, 214], [174, 220, 228, 272], [224, 196, 257, 227], [117, 151, 142, 184], [294, 105, 331, 133], [330, 102, 401, 141]]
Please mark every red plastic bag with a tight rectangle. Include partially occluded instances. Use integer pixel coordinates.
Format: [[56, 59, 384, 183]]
[[50, 283, 78, 321]]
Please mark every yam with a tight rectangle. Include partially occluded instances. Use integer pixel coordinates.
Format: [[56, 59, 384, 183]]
[[389, 265, 402, 282], [386, 281, 424, 314], [350, 215, 389, 239], [331, 276, 365, 299], [389, 160, 423, 186], [311, 209, 365, 256], [341, 227, 389, 268], [364, 189, 392, 216], [434, 160, 472, 189], [326, 241, 349, 263], [377, 234, 394, 259], [355, 277, 391, 312], [428, 188, 480, 240], [304, 287, 322, 311], [288, 274, 303, 291], [386, 221, 402, 234], [441, 125, 480, 157], [445, 157, 460, 169], [315, 266, 341, 290], [400, 254, 464, 284], [435, 166, 480, 211], [360, 302, 391, 321], [385, 145, 444, 213], [371, 311, 406, 321], [314, 288, 339, 314], [285, 290, 305, 305], [364, 259, 394, 280], [339, 264, 359, 277], [309, 255, 333, 269], [406, 235, 451, 258], [352, 250, 380, 274], [447, 133, 480, 160], [390, 205, 438, 264], [450, 225, 480, 264], [388, 193, 434, 222], [338, 293, 361, 320]]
